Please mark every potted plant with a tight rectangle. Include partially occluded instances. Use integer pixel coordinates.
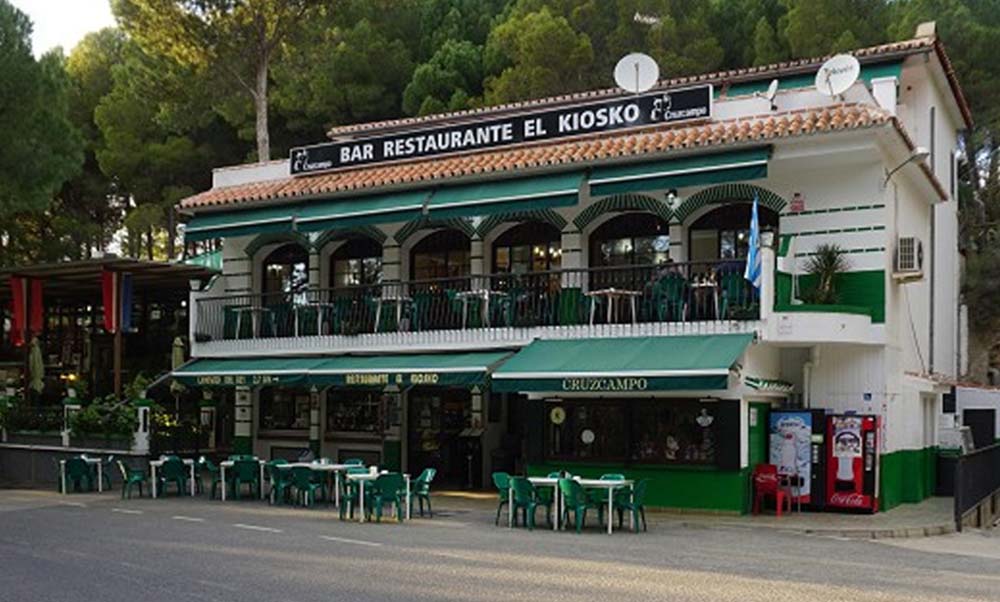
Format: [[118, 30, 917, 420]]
[[803, 244, 849, 305]]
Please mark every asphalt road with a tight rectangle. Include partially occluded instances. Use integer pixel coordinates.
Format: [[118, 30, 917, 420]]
[[0, 489, 997, 602]]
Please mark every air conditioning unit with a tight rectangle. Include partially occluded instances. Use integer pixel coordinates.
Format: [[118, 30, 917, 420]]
[[892, 236, 924, 280]]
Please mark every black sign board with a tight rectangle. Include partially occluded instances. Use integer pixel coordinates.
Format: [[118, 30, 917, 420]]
[[290, 85, 713, 175]]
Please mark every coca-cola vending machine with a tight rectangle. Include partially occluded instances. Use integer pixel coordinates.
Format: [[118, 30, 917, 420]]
[[825, 414, 880, 512]]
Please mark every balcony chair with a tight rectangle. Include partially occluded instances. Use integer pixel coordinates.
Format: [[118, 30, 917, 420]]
[[650, 273, 688, 322], [718, 270, 753, 320]]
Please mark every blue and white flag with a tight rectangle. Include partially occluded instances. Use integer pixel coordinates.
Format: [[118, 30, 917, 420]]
[[744, 194, 762, 290]]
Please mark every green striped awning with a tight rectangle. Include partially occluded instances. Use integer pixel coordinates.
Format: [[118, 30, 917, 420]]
[[492, 334, 753, 393], [184, 205, 298, 242], [295, 190, 429, 233], [172, 351, 512, 388], [588, 148, 770, 197], [426, 172, 583, 220]]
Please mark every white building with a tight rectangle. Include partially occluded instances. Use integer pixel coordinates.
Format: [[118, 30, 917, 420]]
[[175, 24, 968, 513]]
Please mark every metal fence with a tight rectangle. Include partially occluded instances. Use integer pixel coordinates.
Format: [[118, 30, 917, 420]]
[[954, 443, 1000, 531], [194, 259, 759, 342]]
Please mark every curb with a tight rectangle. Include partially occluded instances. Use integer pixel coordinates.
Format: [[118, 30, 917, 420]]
[[667, 518, 957, 539]]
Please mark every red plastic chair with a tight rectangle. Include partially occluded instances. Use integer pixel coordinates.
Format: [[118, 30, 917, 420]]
[[752, 464, 791, 516]]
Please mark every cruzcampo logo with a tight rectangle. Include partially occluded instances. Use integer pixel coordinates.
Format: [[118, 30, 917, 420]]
[[561, 377, 648, 392]]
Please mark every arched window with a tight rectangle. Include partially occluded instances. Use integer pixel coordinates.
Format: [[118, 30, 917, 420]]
[[261, 243, 308, 298], [492, 221, 562, 274], [589, 213, 671, 268], [330, 237, 382, 288], [688, 203, 779, 261], [410, 229, 470, 281]]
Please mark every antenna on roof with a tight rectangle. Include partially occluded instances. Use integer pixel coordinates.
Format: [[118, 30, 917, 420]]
[[814, 54, 860, 101], [614, 53, 660, 94], [754, 79, 779, 111]]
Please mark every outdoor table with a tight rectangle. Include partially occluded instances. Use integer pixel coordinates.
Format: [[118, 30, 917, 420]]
[[507, 476, 562, 531], [233, 306, 272, 338], [689, 280, 719, 320], [219, 459, 266, 501], [149, 457, 197, 498], [455, 289, 508, 328], [276, 462, 359, 508], [373, 295, 412, 333], [585, 288, 640, 325], [60, 457, 104, 494], [294, 302, 335, 336], [576, 478, 633, 535], [345, 470, 411, 523]]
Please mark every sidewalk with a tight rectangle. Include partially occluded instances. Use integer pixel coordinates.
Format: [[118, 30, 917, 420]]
[[432, 490, 956, 539]]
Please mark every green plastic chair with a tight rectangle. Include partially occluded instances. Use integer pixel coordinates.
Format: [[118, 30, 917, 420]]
[[491, 471, 511, 526], [266, 460, 292, 505], [510, 477, 551, 530], [586, 474, 626, 522], [100, 455, 115, 491], [232, 459, 260, 499], [158, 458, 188, 496], [558, 478, 601, 533], [198, 457, 225, 499], [117, 460, 146, 499], [718, 271, 749, 319], [368, 472, 406, 522], [339, 467, 369, 520], [64, 457, 94, 493], [291, 466, 323, 507], [409, 468, 436, 518], [614, 478, 649, 532], [652, 273, 687, 321]]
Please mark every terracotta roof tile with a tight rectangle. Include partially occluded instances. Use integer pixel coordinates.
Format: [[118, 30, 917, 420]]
[[180, 104, 893, 212], [325, 36, 970, 139]]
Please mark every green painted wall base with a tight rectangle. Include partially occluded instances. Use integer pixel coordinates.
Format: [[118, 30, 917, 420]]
[[527, 462, 750, 514], [233, 435, 252, 455], [879, 447, 937, 511]]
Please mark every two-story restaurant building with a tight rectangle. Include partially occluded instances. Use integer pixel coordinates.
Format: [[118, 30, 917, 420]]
[[174, 24, 968, 513]]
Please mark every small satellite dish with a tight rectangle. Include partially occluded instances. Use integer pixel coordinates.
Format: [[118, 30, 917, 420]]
[[614, 53, 660, 94], [815, 54, 860, 98]]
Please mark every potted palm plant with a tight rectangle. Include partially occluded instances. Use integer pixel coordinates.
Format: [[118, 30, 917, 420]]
[[803, 244, 849, 304]]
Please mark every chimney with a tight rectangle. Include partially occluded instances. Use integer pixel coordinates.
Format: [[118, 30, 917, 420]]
[[915, 21, 936, 38]]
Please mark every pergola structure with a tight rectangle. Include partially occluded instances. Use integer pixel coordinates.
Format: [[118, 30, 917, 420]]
[[0, 257, 217, 399]]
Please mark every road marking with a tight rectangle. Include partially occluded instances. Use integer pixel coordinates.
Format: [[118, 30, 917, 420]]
[[120, 561, 156, 573], [172, 515, 206, 523], [319, 535, 382, 547], [233, 523, 282, 533], [58, 502, 86, 507], [112, 508, 143, 514]]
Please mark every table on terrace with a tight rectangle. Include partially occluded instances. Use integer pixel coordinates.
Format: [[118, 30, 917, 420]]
[[149, 457, 197, 498], [219, 459, 267, 501], [345, 471, 412, 523], [59, 457, 104, 494]]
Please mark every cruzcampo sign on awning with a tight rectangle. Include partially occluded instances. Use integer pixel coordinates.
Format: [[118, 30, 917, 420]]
[[491, 334, 753, 393], [172, 351, 512, 389]]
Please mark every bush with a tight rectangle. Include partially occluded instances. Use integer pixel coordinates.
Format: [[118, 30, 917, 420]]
[[69, 396, 136, 442], [5, 402, 63, 432]]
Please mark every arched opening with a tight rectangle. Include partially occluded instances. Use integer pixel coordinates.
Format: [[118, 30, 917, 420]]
[[589, 213, 671, 268], [329, 236, 383, 288], [687, 203, 779, 262], [492, 221, 562, 274], [261, 243, 309, 300], [410, 229, 471, 281]]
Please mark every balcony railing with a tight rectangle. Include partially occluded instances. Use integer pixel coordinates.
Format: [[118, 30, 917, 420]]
[[193, 260, 759, 343]]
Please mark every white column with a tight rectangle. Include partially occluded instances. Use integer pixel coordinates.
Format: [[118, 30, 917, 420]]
[[760, 244, 776, 322], [470, 237, 486, 289]]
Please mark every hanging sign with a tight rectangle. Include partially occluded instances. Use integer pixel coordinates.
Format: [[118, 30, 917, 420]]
[[290, 85, 713, 175]]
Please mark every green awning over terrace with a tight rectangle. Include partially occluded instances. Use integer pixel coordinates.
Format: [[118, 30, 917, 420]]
[[425, 172, 583, 220], [587, 147, 770, 197]]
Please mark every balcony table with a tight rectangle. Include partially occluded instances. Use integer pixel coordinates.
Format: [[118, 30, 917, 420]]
[[233, 306, 272, 339], [293, 302, 335, 336], [276, 462, 362, 508], [689, 280, 720, 320], [455, 289, 508, 328], [345, 470, 412, 523], [219, 459, 266, 501], [60, 457, 104, 494], [149, 457, 197, 498], [373, 294, 412, 333], [585, 288, 641, 325]]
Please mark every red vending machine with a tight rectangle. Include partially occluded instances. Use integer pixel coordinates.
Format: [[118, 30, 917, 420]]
[[825, 414, 880, 512]]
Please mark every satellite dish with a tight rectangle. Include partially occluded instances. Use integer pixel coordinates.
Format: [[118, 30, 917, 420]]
[[614, 53, 660, 94], [815, 54, 860, 98], [755, 78, 780, 110]]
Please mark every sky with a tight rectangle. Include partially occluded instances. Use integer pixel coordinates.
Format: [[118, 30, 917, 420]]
[[12, 0, 115, 57]]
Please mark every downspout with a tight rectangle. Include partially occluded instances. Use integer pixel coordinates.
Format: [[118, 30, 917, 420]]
[[803, 346, 820, 408]]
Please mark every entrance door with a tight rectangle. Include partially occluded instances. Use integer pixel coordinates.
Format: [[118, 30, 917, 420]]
[[963, 409, 996, 449], [407, 388, 471, 487]]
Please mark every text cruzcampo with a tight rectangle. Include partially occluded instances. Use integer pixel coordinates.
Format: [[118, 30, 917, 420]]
[[561, 377, 649, 392]]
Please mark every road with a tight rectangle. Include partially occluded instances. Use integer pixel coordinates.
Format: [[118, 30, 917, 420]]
[[0, 489, 996, 602]]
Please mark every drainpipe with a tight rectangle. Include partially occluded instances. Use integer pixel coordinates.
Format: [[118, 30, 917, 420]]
[[803, 346, 820, 408]]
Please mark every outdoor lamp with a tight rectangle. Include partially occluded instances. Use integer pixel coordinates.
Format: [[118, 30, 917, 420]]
[[883, 146, 930, 186], [665, 189, 679, 209], [760, 230, 775, 249]]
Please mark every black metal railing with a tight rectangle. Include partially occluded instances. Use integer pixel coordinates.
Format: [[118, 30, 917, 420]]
[[954, 443, 1000, 531], [193, 260, 759, 342]]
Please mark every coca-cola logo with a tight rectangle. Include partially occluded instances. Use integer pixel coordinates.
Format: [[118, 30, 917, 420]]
[[829, 492, 867, 507]]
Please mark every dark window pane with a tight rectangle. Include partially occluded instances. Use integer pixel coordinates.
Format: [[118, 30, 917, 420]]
[[259, 388, 310, 430]]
